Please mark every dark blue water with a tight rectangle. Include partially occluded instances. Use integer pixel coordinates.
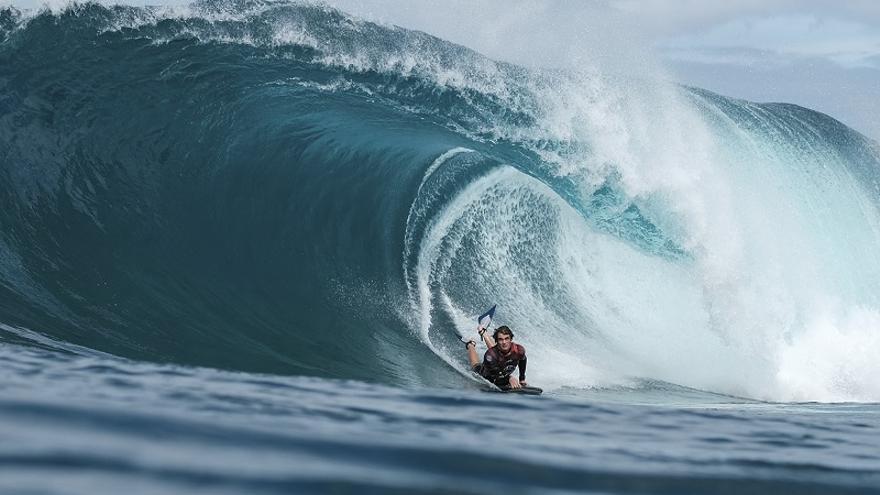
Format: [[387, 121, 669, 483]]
[[2, 2, 880, 493], [3, 336, 879, 495]]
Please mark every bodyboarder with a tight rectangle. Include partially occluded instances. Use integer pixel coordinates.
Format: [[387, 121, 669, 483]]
[[463, 324, 527, 389]]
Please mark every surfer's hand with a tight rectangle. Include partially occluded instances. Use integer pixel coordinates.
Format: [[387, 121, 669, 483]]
[[508, 377, 521, 389]]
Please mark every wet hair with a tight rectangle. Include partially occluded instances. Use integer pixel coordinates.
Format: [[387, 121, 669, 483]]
[[493, 326, 514, 340]]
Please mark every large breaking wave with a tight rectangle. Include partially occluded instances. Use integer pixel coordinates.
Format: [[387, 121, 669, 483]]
[[2, 1, 880, 402]]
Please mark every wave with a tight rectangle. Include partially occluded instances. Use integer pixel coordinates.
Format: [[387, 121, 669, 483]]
[[1, 1, 880, 402]]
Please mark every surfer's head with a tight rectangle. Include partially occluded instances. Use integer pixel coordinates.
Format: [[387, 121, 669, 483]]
[[493, 326, 514, 352]]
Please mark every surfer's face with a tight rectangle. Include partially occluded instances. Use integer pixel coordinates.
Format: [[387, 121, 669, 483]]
[[496, 334, 513, 352]]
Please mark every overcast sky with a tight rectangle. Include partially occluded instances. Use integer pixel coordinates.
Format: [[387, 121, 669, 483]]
[[7, 0, 880, 142]]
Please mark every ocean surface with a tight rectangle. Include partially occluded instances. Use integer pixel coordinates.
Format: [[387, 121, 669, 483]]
[[1, 2, 880, 493]]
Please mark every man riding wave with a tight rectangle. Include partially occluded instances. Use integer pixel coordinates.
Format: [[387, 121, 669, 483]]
[[463, 325, 527, 389]]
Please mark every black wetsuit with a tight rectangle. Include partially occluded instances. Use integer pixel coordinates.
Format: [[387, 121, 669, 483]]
[[473, 343, 527, 387]]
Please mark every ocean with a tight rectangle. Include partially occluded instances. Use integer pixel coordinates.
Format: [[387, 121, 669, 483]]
[[1, 1, 879, 493]]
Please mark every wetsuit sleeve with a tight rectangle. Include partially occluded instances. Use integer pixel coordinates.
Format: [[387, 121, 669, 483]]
[[519, 355, 527, 381], [484, 349, 495, 364]]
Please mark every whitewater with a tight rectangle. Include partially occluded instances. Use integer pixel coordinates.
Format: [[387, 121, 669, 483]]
[[1, 2, 879, 493]]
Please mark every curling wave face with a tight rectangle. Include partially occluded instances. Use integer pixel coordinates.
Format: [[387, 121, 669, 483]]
[[1, 1, 880, 401]]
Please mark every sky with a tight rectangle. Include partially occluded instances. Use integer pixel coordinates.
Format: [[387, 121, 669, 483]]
[[6, 0, 880, 142]]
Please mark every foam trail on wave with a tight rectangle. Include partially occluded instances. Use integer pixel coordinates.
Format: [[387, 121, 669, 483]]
[[411, 168, 510, 338], [403, 147, 473, 303]]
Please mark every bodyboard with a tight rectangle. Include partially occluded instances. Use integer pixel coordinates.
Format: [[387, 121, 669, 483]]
[[472, 372, 542, 395], [495, 385, 543, 395]]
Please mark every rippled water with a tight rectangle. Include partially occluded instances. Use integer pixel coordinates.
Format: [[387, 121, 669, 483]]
[[3, 342, 878, 494]]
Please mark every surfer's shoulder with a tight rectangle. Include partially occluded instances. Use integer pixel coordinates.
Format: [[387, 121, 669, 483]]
[[484, 346, 498, 361]]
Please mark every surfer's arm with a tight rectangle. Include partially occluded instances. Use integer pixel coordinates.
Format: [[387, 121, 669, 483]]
[[478, 325, 495, 348], [518, 355, 527, 382]]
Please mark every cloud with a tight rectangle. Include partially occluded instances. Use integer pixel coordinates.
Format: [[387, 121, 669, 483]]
[[661, 46, 792, 68], [660, 15, 880, 69], [609, 0, 880, 35]]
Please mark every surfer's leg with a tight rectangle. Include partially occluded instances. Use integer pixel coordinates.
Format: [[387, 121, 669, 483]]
[[466, 341, 480, 368]]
